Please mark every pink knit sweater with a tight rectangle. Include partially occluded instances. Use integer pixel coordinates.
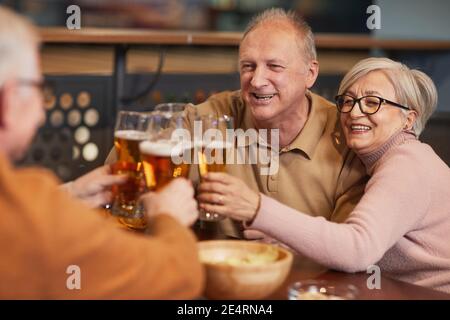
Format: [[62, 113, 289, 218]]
[[250, 131, 450, 292]]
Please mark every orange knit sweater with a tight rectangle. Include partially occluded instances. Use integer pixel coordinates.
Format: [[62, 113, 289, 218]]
[[0, 153, 204, 299]]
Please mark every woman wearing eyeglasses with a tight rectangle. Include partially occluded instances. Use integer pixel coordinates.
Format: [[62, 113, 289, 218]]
[[204, 57, 450, 292]]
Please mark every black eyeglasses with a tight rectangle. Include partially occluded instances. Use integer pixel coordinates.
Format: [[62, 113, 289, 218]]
[[18, 79, 46, 92], [17, 79, 54, 102], [335, 94, 410, 115]]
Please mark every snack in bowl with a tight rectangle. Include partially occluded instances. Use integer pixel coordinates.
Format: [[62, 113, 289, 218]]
[[198, 240, 293, 300], [200, 244, 279, 266]]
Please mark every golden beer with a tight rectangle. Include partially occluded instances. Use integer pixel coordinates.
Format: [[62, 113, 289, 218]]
[[140, 140, 191, 191], [195, 114, 234, 222], [111, 129, 148, 230], [197, 140, 233, 221], [198, 140, 232, 176]]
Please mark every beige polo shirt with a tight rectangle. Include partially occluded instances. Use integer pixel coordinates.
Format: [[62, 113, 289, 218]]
[[186, 90, 368, 225]]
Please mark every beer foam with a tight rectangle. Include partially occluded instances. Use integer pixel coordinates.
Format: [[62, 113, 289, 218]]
[[114, 130, 149, 141], [140, 140, 190, 157]]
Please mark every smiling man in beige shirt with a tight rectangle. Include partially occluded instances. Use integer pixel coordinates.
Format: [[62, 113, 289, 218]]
[[194, 9, 368, 238]]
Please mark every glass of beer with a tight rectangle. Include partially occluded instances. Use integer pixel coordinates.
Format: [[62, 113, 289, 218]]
[[139, 110, 192, 192], [197, 114, 234, 221], [111, 111, 150, 230]]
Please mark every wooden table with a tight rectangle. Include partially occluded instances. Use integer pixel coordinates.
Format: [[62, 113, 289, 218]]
[[194, 222, 450, 300]]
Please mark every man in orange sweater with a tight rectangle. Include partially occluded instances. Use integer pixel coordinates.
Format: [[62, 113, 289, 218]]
[[0, 6, 204, 299]]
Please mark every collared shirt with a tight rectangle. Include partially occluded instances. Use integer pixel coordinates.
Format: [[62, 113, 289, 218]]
[[187, 90, 368, 228]]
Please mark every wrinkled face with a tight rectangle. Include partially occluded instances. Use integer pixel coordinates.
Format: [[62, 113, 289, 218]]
[[340, 71, 407, 155], [8, 48, 45, 160], [239, 22, 316, 125]]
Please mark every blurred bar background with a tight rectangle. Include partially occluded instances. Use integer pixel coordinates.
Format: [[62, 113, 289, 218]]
[[1, 0, 449, 180]]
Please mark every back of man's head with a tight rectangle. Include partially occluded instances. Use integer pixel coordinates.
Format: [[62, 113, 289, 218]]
[[0, 6, 40, 87], [242, 8, 317, 62]]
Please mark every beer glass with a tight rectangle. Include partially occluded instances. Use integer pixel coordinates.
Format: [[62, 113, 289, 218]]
[[139, 109, 192, 192], [111, 111, 150, 230], [197, 114, 234, 221]]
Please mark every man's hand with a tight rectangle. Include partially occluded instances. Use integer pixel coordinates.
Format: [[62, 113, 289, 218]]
[[197, 172, 260, 222], [63, 165, 127, 208], [140, 179, 198, 227]]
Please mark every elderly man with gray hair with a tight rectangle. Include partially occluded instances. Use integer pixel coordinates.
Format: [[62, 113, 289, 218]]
[[0, 6, 203, 299], [192, 8, 368, 238]]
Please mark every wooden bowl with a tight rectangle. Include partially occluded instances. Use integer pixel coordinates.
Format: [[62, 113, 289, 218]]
[[198, 240, 293, 300]]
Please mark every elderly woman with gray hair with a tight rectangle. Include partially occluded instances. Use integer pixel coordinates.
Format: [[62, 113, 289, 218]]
[[199, 57, 450, 292]]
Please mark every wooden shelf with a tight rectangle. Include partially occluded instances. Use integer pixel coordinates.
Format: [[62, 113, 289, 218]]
[[39, 27, 242, 46], [40, 27, 450, 50], [315, 33, 450, 50]]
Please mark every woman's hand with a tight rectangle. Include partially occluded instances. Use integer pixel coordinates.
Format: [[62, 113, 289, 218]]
[[197, 172, 260, 222], [140, 178, 198, 227], [63, 165, 127, 208]]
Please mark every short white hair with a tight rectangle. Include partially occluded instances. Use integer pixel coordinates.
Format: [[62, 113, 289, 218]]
[[242, 8, 317, 62], [0, 6, 40, 88], [338, 57, 438, 136]]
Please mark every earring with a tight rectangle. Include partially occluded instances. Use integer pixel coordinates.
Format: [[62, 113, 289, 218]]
[[333, 132, 341, 145]]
